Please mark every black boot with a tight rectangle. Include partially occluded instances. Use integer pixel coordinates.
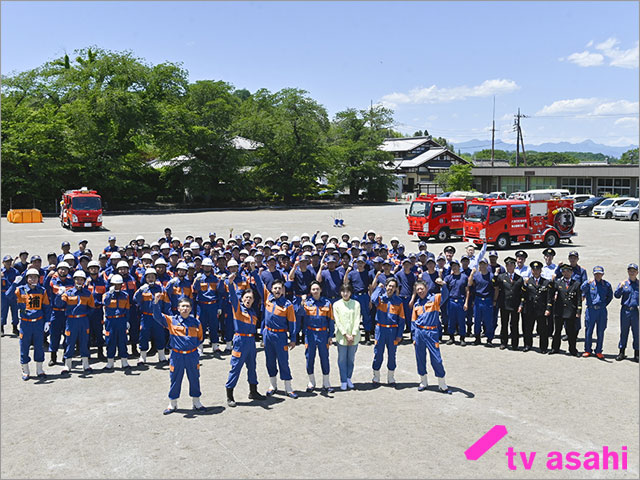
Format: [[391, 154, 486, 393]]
[[97, 346, 106, 361], [634, 350, 639, 363], [48, 351, 57, 367], [446, 335, 455, 345], [466, 325, 472, 337], [226, 387, 236, 407], [474, 335, 481, 345], [364, 331, 371, 345], [0, 325, 4, 336], [616, 348, 626, 361], [12, 324, 19, 336], [130, 345, 139, 358], [248, 383, 265, 400]]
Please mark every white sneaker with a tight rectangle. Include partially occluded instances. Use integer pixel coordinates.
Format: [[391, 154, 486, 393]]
[[340, 382, 348, 391], [121, 358, 130, 369], [387, 370, 396, 385], [105, 358, 115, 369], [198, 344, 203, 355], [438, 377, 449, 393], [158, 350, 167, 363], [81, 357, 91, 371], [36, 361, 45, 377], [61, 358, 72, 374], [192, 396, 204, 410], [372, 370, 380, 383], [306, 374, 316, 391], [418, 374, 428, 391], [21, 363, 30, 380], [346, 378, 355, 389], [212, 343, 219, 354]]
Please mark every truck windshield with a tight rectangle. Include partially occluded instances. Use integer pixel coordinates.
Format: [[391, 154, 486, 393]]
[[465, 204, 489, 222], [72, 196, 102, 211], [409, 201, 430, 217]]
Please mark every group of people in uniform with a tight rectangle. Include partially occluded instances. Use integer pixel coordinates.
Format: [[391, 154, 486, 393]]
[[1, 227, 637, 413]]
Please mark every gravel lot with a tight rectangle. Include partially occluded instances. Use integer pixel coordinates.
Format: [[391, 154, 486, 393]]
[[1, 204, 638, 479]]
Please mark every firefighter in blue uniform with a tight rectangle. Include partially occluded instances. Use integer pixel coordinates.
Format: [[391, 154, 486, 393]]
[[86, 260, 107, 361], [344, 256, 373, 345], [303, 280, 335, 393], [102, 274, 131, 370], [370, 276, 405, 385], [443, 259, 468, 345], [224, 269, 265, 407], [581, 266, 613, 359], [193, 258, 225, 354], [411, 279, 450, 393], [2, 255, 20, 336], [56, 270, 96, 374], [6, 268, 51, 380], [468, 258, 498, 346], [152, 293, 205, 414], [615, 263, 639, 362], [46, 262, 75, 366], [395, 257, 417, 338], [134, 268, 170, 365]]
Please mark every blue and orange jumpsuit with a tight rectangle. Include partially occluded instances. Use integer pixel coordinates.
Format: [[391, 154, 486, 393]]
[[412, 286, 449, 378], [86, 274, 107, 349], [225, 272, 262, 389], [193, 272, 225, 345], [303, 296, 334, 375], [152, 301, 203, 400], [47, 274, 75, 353], [2, 265, 19, 327], [371, 285, 405, 372], [134, 283, 170, 352], [262, 290, 297, 381], [117, 272, 139, 347], [55, 286, 96, 359], [103, 289, 130, 359], [223, 270, 255, 343], [6, 282, 51, 365]]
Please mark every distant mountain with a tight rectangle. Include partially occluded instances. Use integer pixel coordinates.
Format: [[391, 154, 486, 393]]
[[454, 139, 638, 158]]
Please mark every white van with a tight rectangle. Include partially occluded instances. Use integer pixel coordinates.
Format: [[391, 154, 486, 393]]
[[592, 197, 632, 219]]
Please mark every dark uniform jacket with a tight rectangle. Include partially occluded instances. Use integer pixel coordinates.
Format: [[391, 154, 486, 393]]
[[520, 276, 553, 316], [552, 277, 582, 319], [496, 272, 524, 311]]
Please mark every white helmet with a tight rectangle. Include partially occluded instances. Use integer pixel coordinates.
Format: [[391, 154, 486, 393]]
[[64, 253, 75, 261], [176, 262, 189, 271], [141, 253, 153, 260], [160, 243, 171, 250], [292, 236, 301, 242], [242, 230, 251, 235], [87, 260, 100, 269], [265, 237, 274, 243], [190, 242, 200, 250], [25, 268, 40, 277], [154, 258, 167, 266], [136, 235, 145, 241], [73, 270, 86, 279], [202, 258, 214, 267], [172, 237, 181, 243], [301, 232, 310, 238], [280, 232, 288, 238], [110, 274, 124, 284], [244, 255, 255, 263], [116, 261, 129, 269], [227, 259, 239, 267], [339, 242, 349, 249], [144, 268, 157, 277], [320, 231, 329, 237], [390, 236, 399, 243], [239, 249, 249, 256], [57, 262, 70, 270], [342, 232, 351, 239], [253, 233, 263, 240]]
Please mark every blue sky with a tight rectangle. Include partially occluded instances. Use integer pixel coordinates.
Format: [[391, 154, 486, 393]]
[[2, 1, 638, 149]]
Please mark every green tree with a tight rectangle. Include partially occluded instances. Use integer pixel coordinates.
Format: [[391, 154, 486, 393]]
[[327, 106, 395, 201], [235, 88, 330, 202], [618, 148, 639, 164], [434, 164, 473, 191], [433, 136, 454, 151]]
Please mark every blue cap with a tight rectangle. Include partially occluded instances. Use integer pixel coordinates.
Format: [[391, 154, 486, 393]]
[[382, 259, 393, 266], [2, 255, 12, 262], [461, 255, 470, 261], [568, 250, 579, 257], [478, 258, 488, 264], [209, 232, 216, 237], [449, 258, 460, 266], [356, 256, 367, 263], [231, 245, 240, 251], [593, 266, 604, 274], [30, 255, 41, 261], [108, 236, 116, 241], [628, 263, 639, 270], [79, 239, 88, 244], [373, 256, 383, 263], [61, 241, 70, 247], [488, 250, 498, 257], [402, 258, 412, 264], [326, 256, 337, 263], [418, 241, 427, 247], [408, 253, 416, 259], [437, 254, 446, 261], [266, 256, 276, 262], [425, 257, 436, 264]]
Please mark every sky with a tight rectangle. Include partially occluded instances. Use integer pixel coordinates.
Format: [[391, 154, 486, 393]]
[[2, 1, 639, 150]]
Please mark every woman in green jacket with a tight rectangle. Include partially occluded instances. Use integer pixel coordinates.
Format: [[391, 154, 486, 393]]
[[333, 284, 362, 390]]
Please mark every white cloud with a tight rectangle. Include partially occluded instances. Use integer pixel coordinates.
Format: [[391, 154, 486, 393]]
[[565, 50, 604, 67], [563, 37, 639, 69], [536, 98, 639, 117], [380, 79, 519, 108], [614, 117, 639, 128]]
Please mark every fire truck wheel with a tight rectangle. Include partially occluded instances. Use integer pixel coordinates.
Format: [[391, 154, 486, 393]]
[[543, 231, 559, 247], [496, 234, 510, 249], [436, 228, 449, 242]]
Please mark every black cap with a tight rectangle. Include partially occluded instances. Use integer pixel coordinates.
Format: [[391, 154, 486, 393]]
[[542, 248, 556, 257], [504, 257, 516, 264], [444, 246, 456, 254], [560, 263, 573, 271], [529, 260, 543, 269], [515, 250, 528, 259]]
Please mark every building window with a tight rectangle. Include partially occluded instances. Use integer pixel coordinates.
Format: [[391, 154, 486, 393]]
[[529, 176, 557, 189], [561, 177, 592, 194], [596, 178, 631, 196], [501, 176, 527, 195]]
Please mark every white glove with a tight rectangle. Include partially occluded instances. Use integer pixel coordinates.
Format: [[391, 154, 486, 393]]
[[127, 322, 130, 330], [14, 276, 23, 284], [44, 322, 50, 333], [57, 286, 66, 295], [169, 278, 179, 286], [217, 309, 222, 316], [141, 284, 150, 292], [109, 286, 116, 294], [196, 273, 204, 281]]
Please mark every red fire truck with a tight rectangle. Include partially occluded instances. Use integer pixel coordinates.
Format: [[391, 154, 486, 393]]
[[406, 195, 475, 242], [462, 197, 576, 248], [60, 187, 103, 230]]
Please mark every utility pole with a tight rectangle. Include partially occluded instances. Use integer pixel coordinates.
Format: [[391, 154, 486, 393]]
[[513, 108, 528, 167], [491, 96, 496, 167]]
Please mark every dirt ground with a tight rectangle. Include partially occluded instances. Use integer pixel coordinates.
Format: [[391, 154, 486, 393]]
[[1, 204, 638, 479]]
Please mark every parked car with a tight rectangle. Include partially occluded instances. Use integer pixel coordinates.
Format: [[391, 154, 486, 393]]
[[508, 191, 525, 199], [592, 197, 632, 219], [566, 194, 594, 204], [613, 199, 639, 221], [574, 196, 606, 216], [486, 191, 507, 199]]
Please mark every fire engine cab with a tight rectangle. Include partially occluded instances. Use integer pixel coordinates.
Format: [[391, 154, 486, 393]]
[[463, 196, 576, 249], [60, 187, 103, 230], [406, 195, 473, 242]]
